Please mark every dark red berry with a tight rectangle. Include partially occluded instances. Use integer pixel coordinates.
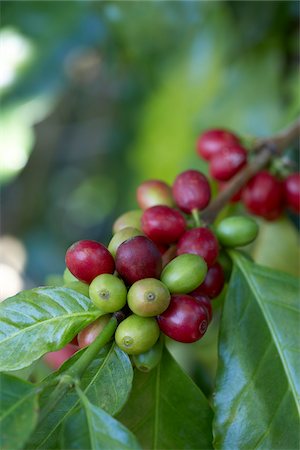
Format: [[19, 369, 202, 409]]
[[196, 129, 240, 161], [176, 227, 219, 267], [137, 180, 174, 210], [172, 170, 211, 213], [284, 173, 300, 213], [141, 205, 186, 244], [190, 262, 224, 299], [157, 294, 208, 343], [115, 236, 162, 285], [242, 171, 284, 220], [210, 145, 247, 181], [189, 293, 212, 323], [65, 240, 115, 284]]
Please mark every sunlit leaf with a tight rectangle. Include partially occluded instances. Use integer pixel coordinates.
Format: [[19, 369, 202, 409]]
[[0, 287, 102, 371]]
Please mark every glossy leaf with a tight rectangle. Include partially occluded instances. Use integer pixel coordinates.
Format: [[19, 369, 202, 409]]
[[0, 287, 102, 371], [117, 347, 213, 449], [0, 373, 39, 450], [27, 343, 133, 449], [61, 389, 141, 450], [213, 251, 300, 449]]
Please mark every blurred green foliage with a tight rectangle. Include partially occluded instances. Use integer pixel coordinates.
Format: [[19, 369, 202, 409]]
[[1, 0, 299, 287]]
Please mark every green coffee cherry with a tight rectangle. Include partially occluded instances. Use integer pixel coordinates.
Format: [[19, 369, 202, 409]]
[[115, 315, 160, 355], [113, 210, 142, 233], [63, 267, 77, 283], [89, 274, 127, 313], [127, 278, 170, 317], [133, 335, 164, 372], [161, 254, 207, 294], [64, 281, 89, 297], [108, 227, 143, 258], [216, 216, 259, 248]]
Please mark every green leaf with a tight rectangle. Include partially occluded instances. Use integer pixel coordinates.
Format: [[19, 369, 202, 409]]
[[213, 251, 300, 449], [0, 373, 39, 450], [61, 388, 141, 450], [0, 287, 102, 371], [117, 348, 213, 449], [27, 343, 133, 449]]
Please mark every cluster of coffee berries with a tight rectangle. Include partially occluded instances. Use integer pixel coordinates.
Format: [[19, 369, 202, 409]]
[[57, 164, 260, 372], [197, 129, 300, 218]]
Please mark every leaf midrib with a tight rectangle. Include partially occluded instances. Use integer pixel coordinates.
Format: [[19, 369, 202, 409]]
[[233, 252, 299, 414]]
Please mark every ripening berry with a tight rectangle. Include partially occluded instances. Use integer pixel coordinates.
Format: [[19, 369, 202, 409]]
[[284, 173, 300, 214], [141, 205, 186, 244], [242, 171, 284, 220], [78, 315, 112, 348], [196, 129, 240, 161], [210, 145, 247, 181], [65, 240, 115, 284], [137, 179, 174, 210], [113, 210, 142, 233], [172, 170, 211, 213], [157, 294, 208, 343], [190, 262, 225, 299], [177, 227, 219, 267], [115, 236, 162, 285], [127, 278, 170, 317]]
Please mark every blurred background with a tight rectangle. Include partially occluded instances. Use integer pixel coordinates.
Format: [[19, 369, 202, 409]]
[[0, 1, 299, 387]]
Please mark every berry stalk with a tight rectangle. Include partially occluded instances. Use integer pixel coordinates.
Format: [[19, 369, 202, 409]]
[[201, 117, 300, 225]]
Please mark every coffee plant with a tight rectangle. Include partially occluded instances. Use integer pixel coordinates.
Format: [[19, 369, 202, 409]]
[[1, 119, 299, 450]]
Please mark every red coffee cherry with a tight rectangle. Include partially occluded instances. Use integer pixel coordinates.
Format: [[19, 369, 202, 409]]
[[137, 180, 174, 210], [65, 240, 115, 284], [176, 227, 219, 267], [196, 129, 240, 161], [172, 169, 211, 213], [242, 171, 284, 220], [115, 236, 162, 285], [189, 293, 212, 323], [157, 294, 208, 343], [190, 262, 224, 299], [141, 205, 186, 244], [284, 173, 300, 214], [44, 344, 78, 370], [210, 145, 247, 181]]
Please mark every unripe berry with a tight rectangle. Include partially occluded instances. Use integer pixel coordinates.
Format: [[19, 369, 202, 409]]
[[133, 336, 164, 372], [116, 236, 162, 285], [89, 274, 127, 312], [65, 240, 115, 284], [189, 293, 213, 323], [284, 173, 300, 213], [141, 205, 186, 244], [215, 216, 259, 248], [210, 145, 247, 181], [64, 281, 89, 297], [77, 315, 111, 348], [196, 129, 240, 161], [108, 227, 143, 258], [115, 315, 160, 355], [137, 180, 174, 210], [190, 262, 224, 299], [157, 294, 208, 343], [161, 254, 207, 294], [177, 227, 219, 267], [127, 278, 170, 317], [242, 171, 284, 220], [63, 268, 77, 283], [113, 210, 142, 233], [172, 170, 211, 213]]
